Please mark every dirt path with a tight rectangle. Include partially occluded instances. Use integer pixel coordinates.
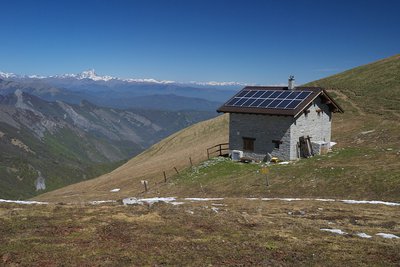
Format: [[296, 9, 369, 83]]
[[327, 89, 366, 115], [329, 89, 400, 118]]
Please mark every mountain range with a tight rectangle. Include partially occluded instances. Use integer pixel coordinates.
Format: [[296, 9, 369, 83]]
[[0, 69, 240, 109], [0, 86, 217, 199]]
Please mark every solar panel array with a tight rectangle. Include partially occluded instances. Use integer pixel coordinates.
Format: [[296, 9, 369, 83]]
[[225, 90, 313, 110]]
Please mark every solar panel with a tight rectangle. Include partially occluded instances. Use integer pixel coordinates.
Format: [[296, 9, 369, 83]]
[[236, 90, 249, 97], [225, 90, 312, 110]]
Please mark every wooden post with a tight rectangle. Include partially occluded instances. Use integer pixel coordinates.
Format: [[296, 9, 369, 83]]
[[174, 167, 179, 174], [163, 171, 167, 182], [207, 149, 210, 159], [189, 157, 193, 167], [265, 174, 269, 187], [141, 180, 148, 192]]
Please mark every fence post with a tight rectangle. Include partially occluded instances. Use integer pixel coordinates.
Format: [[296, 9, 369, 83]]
[[141, 180, 148, 192], [189, 157, 193, 167], [163, 171, 167, 182]]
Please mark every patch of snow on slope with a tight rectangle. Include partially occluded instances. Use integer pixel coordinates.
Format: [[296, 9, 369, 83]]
[[185, 198, 224, 201], [110, 188, 120, 192], [0, 199, 48, 205], [320, 228, 347, 235], [356, 233, 372, 239], [122, 197, 177, 205], [89, 200, 117, 205], [341, 200, 400, 206], [315, 198, 336, 202], [170, 202, 185, 205], [376, 233, 399, 239], [262, 198, 306, 201]]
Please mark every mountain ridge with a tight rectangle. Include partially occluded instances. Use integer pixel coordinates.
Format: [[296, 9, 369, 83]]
[[0, 69, 246, 88]]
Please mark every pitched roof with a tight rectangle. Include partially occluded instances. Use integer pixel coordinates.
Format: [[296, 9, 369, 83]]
[[217, 86, 343, 117]]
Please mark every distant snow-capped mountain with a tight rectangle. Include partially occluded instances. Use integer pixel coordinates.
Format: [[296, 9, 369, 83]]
[[0, 71, 17, 79], [0, 69, 247, 87], [53, 69, 115, 82]]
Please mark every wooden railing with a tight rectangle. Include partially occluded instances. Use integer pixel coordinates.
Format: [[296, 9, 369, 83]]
[[207, 143, 229, 159]]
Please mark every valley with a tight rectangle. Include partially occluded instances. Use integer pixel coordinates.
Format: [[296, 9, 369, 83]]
[[0, 87, 217, 199]]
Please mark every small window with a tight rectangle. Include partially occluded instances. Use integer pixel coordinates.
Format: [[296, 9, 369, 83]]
[[243, 137, 255, 151], [272, 140, 283, 149]]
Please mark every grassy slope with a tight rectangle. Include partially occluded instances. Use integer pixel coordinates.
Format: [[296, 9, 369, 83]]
[[306, 54, 400, 117], [34, 114, 229, 202], [35, 54, 400, 203]]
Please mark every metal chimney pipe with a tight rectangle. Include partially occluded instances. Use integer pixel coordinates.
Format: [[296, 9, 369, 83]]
[[288, 75, 295, 90]]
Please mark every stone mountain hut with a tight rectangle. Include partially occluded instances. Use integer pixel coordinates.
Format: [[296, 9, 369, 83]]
[[217, 76, 343, 161]]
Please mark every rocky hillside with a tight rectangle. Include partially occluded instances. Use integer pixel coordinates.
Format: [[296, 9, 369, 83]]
[[0, 90, 216, 199]]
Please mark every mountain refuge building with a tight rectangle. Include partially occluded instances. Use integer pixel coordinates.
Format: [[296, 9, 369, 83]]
[[217, 77, 343, 161]]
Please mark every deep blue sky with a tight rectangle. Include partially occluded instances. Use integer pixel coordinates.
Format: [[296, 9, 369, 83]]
[[0, 0, 399, 85]]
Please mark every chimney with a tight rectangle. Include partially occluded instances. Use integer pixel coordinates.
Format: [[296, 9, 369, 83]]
[[288, 75, 295, 90]]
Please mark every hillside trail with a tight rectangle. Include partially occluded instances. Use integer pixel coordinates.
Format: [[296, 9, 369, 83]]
[[329, 89, 400, 119], [328, 89, 366, 115]]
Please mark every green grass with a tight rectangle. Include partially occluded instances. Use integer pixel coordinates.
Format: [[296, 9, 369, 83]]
[[306, 54, 400, 117], [158, 144, 400, 201]]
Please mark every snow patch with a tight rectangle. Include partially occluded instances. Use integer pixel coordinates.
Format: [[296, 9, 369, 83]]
[[89, 200, 117, 205], [278, 161, 290, 165], [0, 199, 48, 205], [315, 198, 335, 202], [122, 197, 177, 206], [110, 188, 120, 192], [361, 130, 375, 135], [356, 232, 372, 239], [262, 198, 306, 202], [320, 228, 347, 235], [376, 233, 399, 239], [184, 198, 224, 202], [170, 202, 185, 205], [341, 200, 400, 206]]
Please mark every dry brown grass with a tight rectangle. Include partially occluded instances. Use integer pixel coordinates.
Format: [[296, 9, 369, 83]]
[[1, 199, 399, 266], [34, 114, 229, 202]]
